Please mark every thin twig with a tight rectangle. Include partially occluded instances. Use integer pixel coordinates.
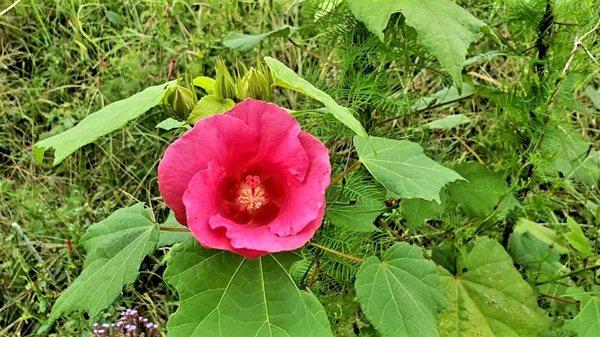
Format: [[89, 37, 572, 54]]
[[377, 93, 475, 126], [539, 293, 578, 305], [11, 222, 43, 264], [453, 133, 485, 165], [0, 0, 23, 17], [535, 265, 600, 285], [549, 20, 600, 105], [330, 160, 362, 186], [309, 242, 365, 263]]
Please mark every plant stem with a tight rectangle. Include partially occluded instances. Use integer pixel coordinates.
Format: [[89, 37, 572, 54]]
[[309, 242, 365, 263], [158, 226, 367, 263], [330, 160, 362, 186], [376, 93, 475, 126], [159, 225, 190, 232], [535, 265, 600, 285]]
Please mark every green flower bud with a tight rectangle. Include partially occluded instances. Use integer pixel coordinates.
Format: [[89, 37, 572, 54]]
[[164, 85, 197, 121], [214, 59, 237, 100], [236, 62, 273, 101]]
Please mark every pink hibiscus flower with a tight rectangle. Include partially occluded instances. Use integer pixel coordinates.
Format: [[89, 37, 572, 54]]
[[158, 99, 331, 258]]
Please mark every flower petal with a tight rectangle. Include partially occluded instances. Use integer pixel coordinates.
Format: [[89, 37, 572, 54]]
[[269, 131, 331, 236], [158, 114, 258, 224], [227, 99, 310, 182], [208, 204, 325, 253], [183, 162, 267, 258]]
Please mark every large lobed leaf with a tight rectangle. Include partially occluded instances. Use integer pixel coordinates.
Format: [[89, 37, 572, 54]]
[[354, 136, 463, 203], [34, 81, 174, 165], [50, 203, 159, 320], [346, 0, 488, 84], [264, 56, 367, 137], [164, 239, 333, 337], [438, 237, 548, 337], [564, 288, 600, 337], [355, 243, 446, 337]]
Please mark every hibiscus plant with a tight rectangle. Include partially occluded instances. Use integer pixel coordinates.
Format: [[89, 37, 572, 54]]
[[34, 56, 546, 337]]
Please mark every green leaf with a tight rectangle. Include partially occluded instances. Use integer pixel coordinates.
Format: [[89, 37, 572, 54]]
[[50, 203, 159, 320], [264, 56, 367, 137], [164, 239, 333, 337], [514, 218, 569, 254], [413, 83, 473, 111], [187, 95, 235, 124], [105, 10, 122, 26], [224, 26, 298, 51], [192, 76, 216, 94], [157, 212, 192, 248], [400, 196, 447, 229], [585, 86, 600, 109], [156, 118, 189, 131], [446, 163, 508, 218], [508, 231, 567, 282], [355, 242, 446, 337], [564, 216, 593, 257], [438, 237, 548, 337], [564, 289, 600, 337], [426, 115, 472, 130], [327, 175, 386, 232], [34, 81, 174, 165], [353, 136, 463, 202], [346, 0, 487, 84], [540, 122, 599, 187]]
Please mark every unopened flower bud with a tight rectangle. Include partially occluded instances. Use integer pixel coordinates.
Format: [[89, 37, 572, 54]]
[[164, 85, 197, 121], [214, 59, 237, 100], [236, 65, 273, 101]]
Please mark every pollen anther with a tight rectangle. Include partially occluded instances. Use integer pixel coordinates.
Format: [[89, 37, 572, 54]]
[[238, 175, 266, 211]]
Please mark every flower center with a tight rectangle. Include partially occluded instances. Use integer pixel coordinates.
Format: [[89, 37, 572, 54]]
[[238, 175, 266, 212]]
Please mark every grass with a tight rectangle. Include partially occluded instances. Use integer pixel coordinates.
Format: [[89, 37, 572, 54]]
[[1, 0, 599, 336]]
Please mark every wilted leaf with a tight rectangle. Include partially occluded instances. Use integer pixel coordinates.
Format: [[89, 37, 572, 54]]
[[354, 136, 463, 202], [34, 81, 174, 165], [165, 239, 333, 337], [264, 56, 367, 137], [346, 0, 488, 84], [438, 237, 548, 337], [355, 243, 445, 337]]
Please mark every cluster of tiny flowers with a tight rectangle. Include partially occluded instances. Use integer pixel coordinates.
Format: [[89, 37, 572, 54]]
[[91, 309, 159, 337]]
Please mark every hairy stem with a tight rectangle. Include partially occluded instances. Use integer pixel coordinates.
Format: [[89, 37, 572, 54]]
[[159, 225, 190, 232], [309, 242, 366, 263]]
